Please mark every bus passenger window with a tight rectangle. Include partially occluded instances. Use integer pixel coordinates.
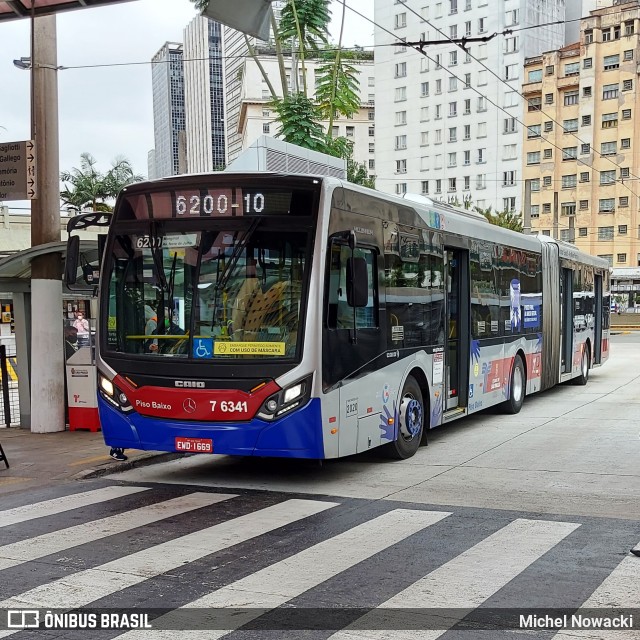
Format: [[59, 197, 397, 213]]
[[327, 244, 378, 329]]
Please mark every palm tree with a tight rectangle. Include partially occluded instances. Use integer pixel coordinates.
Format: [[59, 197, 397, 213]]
[[60, 153, 143, 213]]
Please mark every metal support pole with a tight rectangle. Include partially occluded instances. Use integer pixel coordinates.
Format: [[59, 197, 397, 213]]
[[29, 14, 65, 433], [0, 345, 11, 428]]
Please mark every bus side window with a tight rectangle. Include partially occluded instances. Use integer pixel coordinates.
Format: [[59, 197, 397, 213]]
[[327, 243, 378, 330]]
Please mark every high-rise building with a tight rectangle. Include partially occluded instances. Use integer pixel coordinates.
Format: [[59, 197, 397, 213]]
[[184, 16, 226, 173], [522, 1, 640, 267], [222, 1, 286, 165], [235, 52, 375, 173], [373, 0, 565, 212], [150, 42, 186, 178]]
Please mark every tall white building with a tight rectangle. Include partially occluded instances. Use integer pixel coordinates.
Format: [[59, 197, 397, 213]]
[[374, 0, 565, 212], [235, 53, 375, 171], [150, 42, 185, 178], [183, 16, 226, 173]]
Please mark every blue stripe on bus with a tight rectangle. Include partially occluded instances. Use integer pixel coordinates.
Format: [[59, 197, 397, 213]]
[[98, 396, 325, 459]]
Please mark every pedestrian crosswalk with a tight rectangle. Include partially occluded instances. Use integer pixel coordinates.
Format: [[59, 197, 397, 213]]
[[0, 482, 637, 639]]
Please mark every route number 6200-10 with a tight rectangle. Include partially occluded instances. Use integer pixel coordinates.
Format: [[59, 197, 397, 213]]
[[176, 193, 265, 217]]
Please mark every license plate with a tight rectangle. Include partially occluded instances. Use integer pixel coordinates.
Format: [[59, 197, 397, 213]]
[[175, 437, 213, 453]]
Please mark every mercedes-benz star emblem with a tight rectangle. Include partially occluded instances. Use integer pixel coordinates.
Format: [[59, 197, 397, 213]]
[[183, 398, 197, 414]]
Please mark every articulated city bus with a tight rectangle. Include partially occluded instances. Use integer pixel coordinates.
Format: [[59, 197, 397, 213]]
[[66, 173, 610, 460]]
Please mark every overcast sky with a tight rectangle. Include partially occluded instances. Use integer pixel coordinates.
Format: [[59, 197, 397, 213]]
[[0, 0, 374, 213]]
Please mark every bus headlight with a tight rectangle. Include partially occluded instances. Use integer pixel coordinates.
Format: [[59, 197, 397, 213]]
[[100, 375, 114, 397], [257, 375, 312, 421], [99, 375, 133, 413]]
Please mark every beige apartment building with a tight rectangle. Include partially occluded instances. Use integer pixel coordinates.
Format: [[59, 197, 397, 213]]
[[522, 1, 640, 267]]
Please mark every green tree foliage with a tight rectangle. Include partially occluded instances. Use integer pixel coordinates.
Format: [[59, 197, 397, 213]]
[[314, 61, 361, 120], [347, 157, 375, 189], [271, 93, 328, 151], [60, 152, 143, 212], [278, 0, 331, 50], [474, 205, 524, 232]]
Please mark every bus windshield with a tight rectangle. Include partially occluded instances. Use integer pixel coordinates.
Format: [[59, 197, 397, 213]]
[[104, 224, 309, 360]]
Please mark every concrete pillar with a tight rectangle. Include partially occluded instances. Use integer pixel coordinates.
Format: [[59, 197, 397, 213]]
[[30, 14, 64, 433], [11, 292, 31, 429]]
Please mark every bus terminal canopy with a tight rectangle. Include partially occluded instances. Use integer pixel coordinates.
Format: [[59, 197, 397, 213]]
[[0, 0, 135, 23]]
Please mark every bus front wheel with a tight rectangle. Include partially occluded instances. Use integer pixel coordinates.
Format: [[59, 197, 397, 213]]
[[383, 375, 424, 460], [503, 355, 526, 415]]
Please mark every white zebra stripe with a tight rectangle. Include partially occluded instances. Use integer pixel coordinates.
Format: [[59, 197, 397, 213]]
[[0, 486, 148, 528], [0, 498, 337, 639], [0, 492, 235, 572], [116, 508, 452, 639], [329, 518, 580, 640]]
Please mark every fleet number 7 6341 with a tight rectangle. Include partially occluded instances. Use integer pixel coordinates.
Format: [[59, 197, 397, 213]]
[[209, 400, 249, 412]]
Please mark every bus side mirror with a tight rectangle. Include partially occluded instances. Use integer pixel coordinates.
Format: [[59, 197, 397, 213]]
[[65, 235, 80, 286], [347, 257, 368, 308]]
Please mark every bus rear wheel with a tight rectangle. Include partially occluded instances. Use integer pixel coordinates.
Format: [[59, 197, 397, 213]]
[[503, 355, 526, 415], [383, 375, 424, 460], [573, 344, 590, 386]]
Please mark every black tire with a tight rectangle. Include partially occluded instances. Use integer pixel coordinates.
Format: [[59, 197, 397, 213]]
[[573, 344, 590, 386], [383, 375, 424, 460], [503, 354, 526, 415]]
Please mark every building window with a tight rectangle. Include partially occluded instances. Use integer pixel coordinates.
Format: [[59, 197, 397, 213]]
[[421, 131, 429, 146], [528, 97, 542, 112], [543, 121, 553, 132], [368, 110, 375, 121], [369, 126, 375, 137], [464, 124, 471, 139], [450, 0, 458, 13], [504, 117, 517, 132], [464, 99, 471, 115], [562, 147, 577, 160], [395, 111, 407, 125], [464, 150, 471, 165], [527, 124, 541, 138], [421, 82, 429, 97], [345, 126, 354, 137], [395, 134, 407, 150], [368, 159, 375, 170], [581, 143, 590, 154], [560, 229, 574, 243], [621, 138, 631, 149], [601, 141, 617, 156], [582, 115, 592, 126], [449, 50, 458, 66], [530, 205, 540, 218], [396, 159, 407, 174], [597, 254, 613, 266], [449, 127, 457, 142], [620, 196, 629, 207], [602, 113, 618, 128], [395, 12, 407, 28], [603, 83, 618, 99], [503, 197, 516, 212], [476, 174, 486, 189], [583, 57, 592, 68], [600, 170, 616, 185], [263, 123, 270, 134], [435, 54, 442, 69], [395, 86, 407, 102], [564, 62, 579, 76], [477, 122, 487, 137], [603, 54, 620, 70], [622, 108, 632, 120], [580, 172, 590, 182], [546, 65, 555, 75], [619, 225, 628, 235], [449, 102, 458, 117], [624, 49, 634, 61], [579, 227, 588, 237], [503, 171, 516, 186], [625, 20, 634, 35], [579, 200, 589, 210], [421, 180, 429, 195], [504, 64, 518, 80], [543, 203, 551, 213], [435, 179, 442, 193], [464, 73, 471, 88], [477, 97, 487, 111], [369, 143, 374, 153], [542, 230, 551, 236], [477, 148, 485, 163], [621, 167, 630, 179], [564, 90, 579, 106], [464, 176, 470, 190], [544, 93, 554, 104], [435, 129, 442, 144], [599, 199, 615, 213], [543, 176, 552, 187], [478, 17, 486, 33], [562, 175, 577, 189], [465, 20, 472, 36], [598, 226, 614, 240], [617, 253, 627, 263], [528, 69, 543, 83], [563, 119, 578, 133], [395, 62, 407, 77], [448, 152, 457, 167], [448, 177, 457, 192], [544, 148, 553, 159], [527, 151, 541, 165], [435, 154, 443, 169], [435, 104, 442, 119], [623, 79, 633, 91], [530, 178, 540, 191]]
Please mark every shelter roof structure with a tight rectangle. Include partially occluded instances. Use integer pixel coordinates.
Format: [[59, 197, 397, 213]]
[[0, 0, 134, 23]]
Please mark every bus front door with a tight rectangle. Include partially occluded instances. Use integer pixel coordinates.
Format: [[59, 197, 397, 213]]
[[444, 248, 469, 411], [594, 274, 603, 364], [561, 268, 573, 374]]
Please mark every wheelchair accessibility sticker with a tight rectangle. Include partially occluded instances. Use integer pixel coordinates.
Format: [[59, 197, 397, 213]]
[[193, 338, 213, 359]]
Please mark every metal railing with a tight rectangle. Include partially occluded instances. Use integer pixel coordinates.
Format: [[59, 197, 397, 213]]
[[0, 344, 20, 428]]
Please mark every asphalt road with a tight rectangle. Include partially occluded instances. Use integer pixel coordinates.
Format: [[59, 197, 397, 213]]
[[0, 333, 638, 639]]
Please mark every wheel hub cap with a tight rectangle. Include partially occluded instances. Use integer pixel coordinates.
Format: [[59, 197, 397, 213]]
[[400, 397, 422, 439], [513, 367, 523, 401]]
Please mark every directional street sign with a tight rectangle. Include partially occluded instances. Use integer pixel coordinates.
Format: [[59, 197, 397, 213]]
[[0, 140, 37, 201]]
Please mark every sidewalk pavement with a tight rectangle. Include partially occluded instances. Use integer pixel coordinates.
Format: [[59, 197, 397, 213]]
[[0, 428, 179, 497]]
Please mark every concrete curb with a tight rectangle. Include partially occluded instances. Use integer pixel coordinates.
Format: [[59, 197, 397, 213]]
[[73, 451, 187, 480]]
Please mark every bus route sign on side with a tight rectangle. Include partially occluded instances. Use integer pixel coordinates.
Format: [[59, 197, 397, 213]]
[[0, 140, 37, 201]]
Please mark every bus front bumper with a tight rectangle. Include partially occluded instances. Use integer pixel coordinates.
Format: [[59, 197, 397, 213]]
[[98, 396, 325, 459]]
